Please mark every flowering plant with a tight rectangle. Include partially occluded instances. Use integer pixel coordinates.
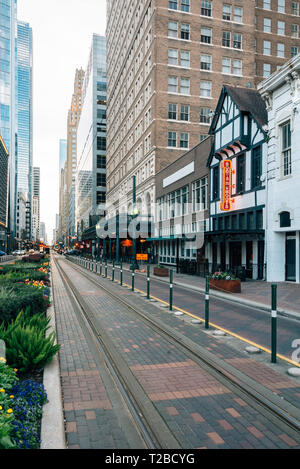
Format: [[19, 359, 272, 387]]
[[211, 271, 237, 281]]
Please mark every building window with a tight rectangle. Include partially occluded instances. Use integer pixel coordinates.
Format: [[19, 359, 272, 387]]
[[200, 80, 211, 97], [233, 6, 243, 22], [200, 54, 212, 70], [180, 50, 190, 67], [233, 59, 242, 75], [180, 77, 190, 94], [168, 49, 178, 65], [200, 134, 207, 142], [97, 192, 106, 205], [233, 33, 242, 49], [277, 43, 285, 57], [97, 155, 106, 169], [291, 46, 299, 57], [201, 27, 212, 44], [181, 0, 190, 12], [278, 0, 285, 13], [201, 1, 212, 16], [168, 103, 177, 120], [212, 166, 220, 200], [168, 131, 177, 147], [168, 76, 178, 93], [97, 137, 106, 151], [192, 177, 208, 211], [264, 18, 271, 33], [222, 31, 231, 47], [263, 0, 271, 9], [97, 173, 106, 187], [237, 153, 245, 193], [277, 21, 285, 35], [292, 24, 299, 38], [263, 40, 271, 55], [180, 132, 189, 148], [181, 23, 190, 40], [168, 21, 178, 38], [180, 105, 189, 121], [282, 121, 291, 176], [222, 57, 231, 74], [292, 2, 300, 15], [252, 146, 262, 188], [280, 211, 291, 227], [200, 107, 211, 123], [169, 0, 178, 10], [263, 63, 271, 77], [223, 4, 231, 21]]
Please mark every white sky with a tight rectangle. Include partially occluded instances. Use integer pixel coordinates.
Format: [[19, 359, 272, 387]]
[[17, 0, 107, 243]]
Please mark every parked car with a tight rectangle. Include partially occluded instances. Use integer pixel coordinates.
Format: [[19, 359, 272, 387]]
[[0, 250, 6, 257]]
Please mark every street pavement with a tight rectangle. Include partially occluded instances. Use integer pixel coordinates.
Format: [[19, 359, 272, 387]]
[[51, 256, 300, 449]]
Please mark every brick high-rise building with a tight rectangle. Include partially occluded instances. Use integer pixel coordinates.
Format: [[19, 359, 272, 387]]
[[105, 0, 300, 219]]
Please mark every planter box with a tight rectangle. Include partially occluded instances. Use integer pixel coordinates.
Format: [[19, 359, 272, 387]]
[[209, 278, 241, 294], [154, 267, 169, 277]]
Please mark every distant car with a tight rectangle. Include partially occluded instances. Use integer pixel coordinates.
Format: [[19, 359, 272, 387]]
[[0, 250, 6, 257], [29, 249, 35, 254], [20, 250, 26, 256]]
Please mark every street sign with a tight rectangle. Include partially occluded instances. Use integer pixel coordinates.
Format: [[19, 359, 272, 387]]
[[137, 254, 148, 261]]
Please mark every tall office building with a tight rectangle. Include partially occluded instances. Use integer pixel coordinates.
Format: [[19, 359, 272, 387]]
[[0, 0, 17, 237], [106, 0, 300, 218], [16, 21, 33, 239], [59, 139, 67, 173], [76, 34, 106, 237], [66, 69, 85, 238], [32, 167, 40, 241], [0, 135, 9, 251]]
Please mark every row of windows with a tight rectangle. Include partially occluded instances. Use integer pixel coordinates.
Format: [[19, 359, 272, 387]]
[[170, 1, 244, 23], [263, 18, 299, 36], [212, 210, 263, 232], [261, 40, 297, 58], [168, 104, 212, 124], [260, 0, 299, 15]]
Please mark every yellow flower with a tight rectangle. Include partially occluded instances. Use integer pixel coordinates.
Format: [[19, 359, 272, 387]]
[[0, 406, 2, 410], [14, 368, 18, 372], [0, 357, 6, 363], [7, 409, 13, 414], [10, 395, 14, 399], [0, 389, 5, 393]]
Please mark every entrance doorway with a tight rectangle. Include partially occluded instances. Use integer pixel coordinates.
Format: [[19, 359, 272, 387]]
[[286, 233, 296, 282], [229, 242, 242, 269]]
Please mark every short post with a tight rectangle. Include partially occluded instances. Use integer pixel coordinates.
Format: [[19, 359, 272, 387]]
[[147, 265, 150, 300], [132, 267, 135, 292], [205, 276, 210, 329], [112, 260, 115, 282], [271, 284, 277, 364], [169, 269, 173, 311], [100, 259, 103, 276], [105, 261, 108, 278], [120, 261, 123, 286]]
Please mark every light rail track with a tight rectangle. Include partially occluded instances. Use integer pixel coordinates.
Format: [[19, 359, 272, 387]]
[[54, 255, 300, 447]]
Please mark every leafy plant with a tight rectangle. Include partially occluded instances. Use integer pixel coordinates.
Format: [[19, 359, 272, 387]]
[[0, 285, 48, 324], [3, 325, 60, 373], [211, 271, 237, 281]]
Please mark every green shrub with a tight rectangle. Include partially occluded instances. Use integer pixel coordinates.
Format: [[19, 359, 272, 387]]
[[0, 286, 48, 324], [2, 326, 60, 373]]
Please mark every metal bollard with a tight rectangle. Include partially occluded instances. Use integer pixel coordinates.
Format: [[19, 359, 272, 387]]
[[112, 260, 115, 282], [271, 284, 277, 364], [205, 276, 210, 329], [120, 261, 123, 286], [147, 265, 150, 300], [100, 260, 103, 276], [105, 261, 108, 278], [169, 269, 173, 311], [132, 268, 135, 292]]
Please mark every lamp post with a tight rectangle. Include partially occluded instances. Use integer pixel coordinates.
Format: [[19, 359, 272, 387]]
[[130, 176, 139, 271], [116, 213, 120, 265]]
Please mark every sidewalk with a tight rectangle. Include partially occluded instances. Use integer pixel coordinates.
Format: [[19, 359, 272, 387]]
[[109, 261, 300, 320]]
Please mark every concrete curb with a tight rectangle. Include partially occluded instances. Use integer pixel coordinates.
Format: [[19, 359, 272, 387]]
[[40, 272, 66, 449]]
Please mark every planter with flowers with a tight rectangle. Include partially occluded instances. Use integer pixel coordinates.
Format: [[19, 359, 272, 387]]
[[154, 265, 169, 277], [209, 272, 241, 293]]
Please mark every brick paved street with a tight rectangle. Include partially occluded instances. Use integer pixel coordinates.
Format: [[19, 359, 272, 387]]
[[52, 256, 300, 449]]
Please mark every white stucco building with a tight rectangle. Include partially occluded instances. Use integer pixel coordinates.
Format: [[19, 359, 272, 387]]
[[258, 54, 300, 283]]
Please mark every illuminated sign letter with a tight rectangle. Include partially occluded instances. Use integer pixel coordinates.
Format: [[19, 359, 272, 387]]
[[221, 160, 232, 211]]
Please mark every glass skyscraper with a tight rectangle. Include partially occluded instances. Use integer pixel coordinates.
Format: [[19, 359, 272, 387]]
[[16, 20, 33, 235], [0, 0, 17, 236]]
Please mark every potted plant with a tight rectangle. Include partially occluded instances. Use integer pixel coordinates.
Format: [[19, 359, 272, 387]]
[[153, 264, 169, 277], [209, 271, 241, 293]]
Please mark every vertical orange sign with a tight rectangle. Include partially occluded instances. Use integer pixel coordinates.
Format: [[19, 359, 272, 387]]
[[221, 160, 232, 211]]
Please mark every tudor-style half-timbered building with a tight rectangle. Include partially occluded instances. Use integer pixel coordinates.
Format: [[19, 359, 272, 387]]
[[207, 86, 268, 280]]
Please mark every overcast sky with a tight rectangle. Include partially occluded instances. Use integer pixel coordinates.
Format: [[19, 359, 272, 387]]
[[18, 0, 107, 243]]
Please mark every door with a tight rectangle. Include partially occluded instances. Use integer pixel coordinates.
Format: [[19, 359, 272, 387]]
[[257, 240, 265, 280], [286, 233, 296, 282], [230, 242, 242, 269]]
